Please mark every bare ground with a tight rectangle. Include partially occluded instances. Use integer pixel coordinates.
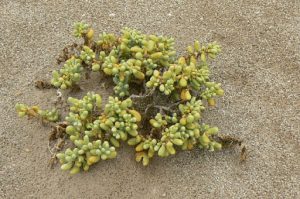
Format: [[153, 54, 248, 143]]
[[0, 0, 299, 198]]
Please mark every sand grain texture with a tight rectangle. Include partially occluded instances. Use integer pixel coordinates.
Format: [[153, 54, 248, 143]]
[[0, 0, 299, 198]]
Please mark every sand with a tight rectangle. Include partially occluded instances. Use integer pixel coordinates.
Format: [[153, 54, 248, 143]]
[[0, 0, 299, 198]]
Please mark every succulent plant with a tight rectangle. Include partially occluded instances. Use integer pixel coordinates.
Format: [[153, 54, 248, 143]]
[[16, 22, 230, 174], [57, 136, 116, 174], [16, 103, 59, 122], [51, 56, 83, 89]]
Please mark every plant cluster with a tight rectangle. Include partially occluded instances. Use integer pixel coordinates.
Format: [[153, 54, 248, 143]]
[[16, 22, 228, 174], [16, 103, 59, 122]]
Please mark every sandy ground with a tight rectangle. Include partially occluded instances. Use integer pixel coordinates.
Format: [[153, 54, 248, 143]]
[[0, 0, 299, 198]]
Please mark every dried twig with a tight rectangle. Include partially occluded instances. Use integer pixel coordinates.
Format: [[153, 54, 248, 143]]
[[240, 145, 247, 163], [35, 80, 53, 89], [216, 134, 242, 148]]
